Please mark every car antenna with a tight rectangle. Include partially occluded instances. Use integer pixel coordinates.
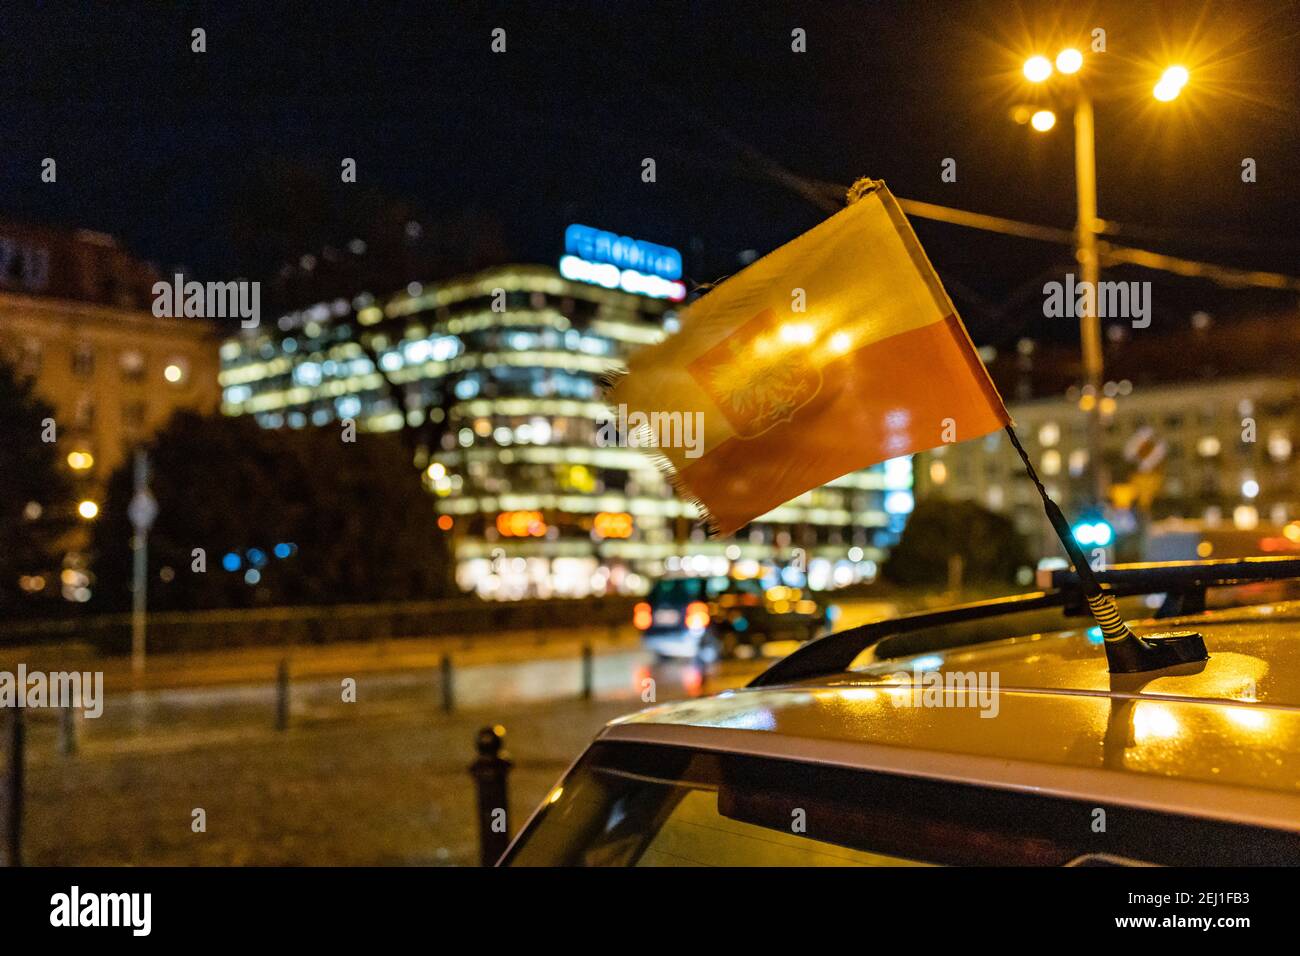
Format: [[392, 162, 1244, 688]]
[[1003, 424, 1207, 674]]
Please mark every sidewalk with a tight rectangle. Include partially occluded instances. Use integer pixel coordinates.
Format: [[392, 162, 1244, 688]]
[[18, 693, 636, 866]]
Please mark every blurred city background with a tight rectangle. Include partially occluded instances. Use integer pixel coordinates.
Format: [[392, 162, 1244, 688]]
[[2, 0, 1298, 864]]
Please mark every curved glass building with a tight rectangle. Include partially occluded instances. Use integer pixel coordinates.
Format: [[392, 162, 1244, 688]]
[[221, 264, 908, 599]]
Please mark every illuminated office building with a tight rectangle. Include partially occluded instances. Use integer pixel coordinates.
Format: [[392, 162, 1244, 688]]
[[914, 314, 1300, 561], [221, 233, 912, 598]]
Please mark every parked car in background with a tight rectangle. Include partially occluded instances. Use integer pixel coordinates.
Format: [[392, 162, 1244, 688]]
[[635, 575, 832, 661]]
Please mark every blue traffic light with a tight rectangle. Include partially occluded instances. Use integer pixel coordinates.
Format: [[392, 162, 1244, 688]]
[[1072, 520, 1114, 548]]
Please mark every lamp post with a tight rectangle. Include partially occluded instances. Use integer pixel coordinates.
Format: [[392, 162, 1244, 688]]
[[128, 450, 158, 678], [1073, 88, 1104, 506], [1018, 48, 1188, 508]]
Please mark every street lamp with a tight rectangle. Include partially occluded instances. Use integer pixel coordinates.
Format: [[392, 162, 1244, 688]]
[[1023, 55, 1053, 83], [1017, 49, 1189, 507], [1055, 48, 1084, 75], [1153, 65, 1190, 101]]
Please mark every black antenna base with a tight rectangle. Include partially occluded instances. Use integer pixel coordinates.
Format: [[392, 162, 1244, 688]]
[[1105, 631, 1208, 674]]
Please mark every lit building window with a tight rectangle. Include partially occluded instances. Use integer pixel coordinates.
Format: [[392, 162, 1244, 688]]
[[1067, 449, 1088, 477], [1196, 436, 1221, 457], [928, 461, 947, 485], [19, 338, 42, 376], [1038, 422, 1059, 447], [1268, 432, 1292, 462], [74, 395, 95, 428], [1041, 449, 1061, 476], [1233, 505, 1259, 530], [119, 350, 145, 380], [72, 343, 95, 378]]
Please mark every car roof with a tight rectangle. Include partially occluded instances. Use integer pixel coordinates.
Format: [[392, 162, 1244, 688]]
[[602, 600, 1300, 831]]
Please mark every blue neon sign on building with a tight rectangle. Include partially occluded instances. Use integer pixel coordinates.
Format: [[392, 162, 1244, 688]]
[[564, 224, 682, 280]]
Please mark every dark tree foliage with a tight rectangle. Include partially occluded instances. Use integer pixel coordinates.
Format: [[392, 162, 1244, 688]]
[[226, 160, 512, 316], [884, 497, 1031, 588], [0, 359, 76, 616], [90, 411, 453, 610]]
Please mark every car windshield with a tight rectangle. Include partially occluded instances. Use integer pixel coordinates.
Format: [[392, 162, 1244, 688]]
[[503, 742, 1298, 866]]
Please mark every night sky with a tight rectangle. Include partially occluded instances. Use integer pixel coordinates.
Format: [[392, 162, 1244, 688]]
[[4, 0, 1299, 345]]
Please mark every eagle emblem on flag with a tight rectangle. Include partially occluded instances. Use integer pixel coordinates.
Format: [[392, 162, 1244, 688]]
[[688, 309, 823, 438]]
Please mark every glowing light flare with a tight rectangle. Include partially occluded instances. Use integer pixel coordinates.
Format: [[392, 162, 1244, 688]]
[[77, 500, 99, 520], [684, 600, 710, 632], [1224, 707, 1270, 731], [778, 322, 815, 345], [1163, 65, 1190, 88], [1023, 55, 1053, 83], [593, 511, 634, 539], [1030, 109, 1056, 132], [496, 510, 547, 537], [633, 601, 652, 630], [1055, 48, 1083, 75], [1133, 703, 1181, 742], [1154, 65, 1189, 101]]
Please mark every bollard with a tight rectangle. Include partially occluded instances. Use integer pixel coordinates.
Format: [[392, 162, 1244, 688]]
[[3, 708, 24, 867], [275, 658, 291, 731], [581, 644, 594, 700], [468, 725, 512, 866], [440, 654, 454, 713], [59, 705, 78, 756]]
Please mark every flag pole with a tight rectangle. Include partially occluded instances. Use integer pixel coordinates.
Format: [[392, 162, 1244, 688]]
[[1003, 424, 1206, 674]]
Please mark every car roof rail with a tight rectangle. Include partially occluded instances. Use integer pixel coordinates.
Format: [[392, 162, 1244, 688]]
[[747, 555, 1300, 689]]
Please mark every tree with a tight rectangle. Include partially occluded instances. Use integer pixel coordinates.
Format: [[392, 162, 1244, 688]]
[[0, 358, 76, 616], [90, 411, 453, 610], [884, 498, 1031, 589]]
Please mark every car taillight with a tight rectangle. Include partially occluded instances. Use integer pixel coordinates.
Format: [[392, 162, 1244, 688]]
[[633, 601, 652, 630], [685, 601, 710, 631]]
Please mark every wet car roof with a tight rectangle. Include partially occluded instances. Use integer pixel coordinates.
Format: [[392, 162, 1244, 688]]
[[848, 600, 1300, 707], [603, 600, 1300, 829]]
